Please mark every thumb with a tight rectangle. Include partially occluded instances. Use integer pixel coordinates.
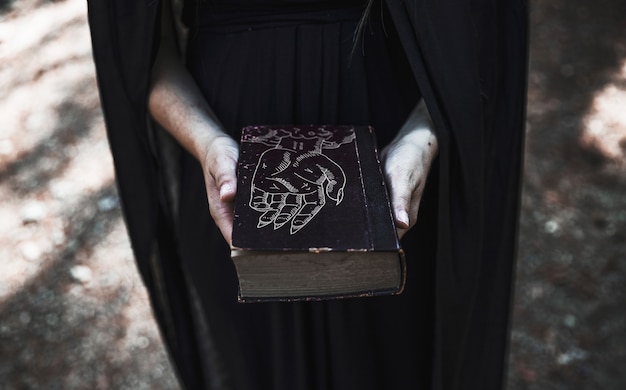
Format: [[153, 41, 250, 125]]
[[209, 146, 238, 202], [219, 179, 236, 202], [213, 163, 237, 201], [389, 180, 411, 230], [206, 158, 237, 245]]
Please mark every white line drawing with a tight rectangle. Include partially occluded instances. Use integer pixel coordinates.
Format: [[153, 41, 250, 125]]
[[243, 126, 356, 234]]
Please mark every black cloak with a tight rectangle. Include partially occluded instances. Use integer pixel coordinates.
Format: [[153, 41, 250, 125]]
[[86, 1, 528, 389]]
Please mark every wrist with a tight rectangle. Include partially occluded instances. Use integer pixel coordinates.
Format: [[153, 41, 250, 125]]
[[196, 132, 233, 162], [199, 132, 239, 168]]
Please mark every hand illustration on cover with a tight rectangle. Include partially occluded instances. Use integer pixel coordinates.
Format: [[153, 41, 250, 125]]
[[243, 126, 355, 234]]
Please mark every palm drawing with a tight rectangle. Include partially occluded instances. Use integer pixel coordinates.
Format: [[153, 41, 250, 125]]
[[243, 126, 355, 234]]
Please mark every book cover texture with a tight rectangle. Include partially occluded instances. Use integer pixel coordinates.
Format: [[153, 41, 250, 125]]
[[232, 125, 398, 252]]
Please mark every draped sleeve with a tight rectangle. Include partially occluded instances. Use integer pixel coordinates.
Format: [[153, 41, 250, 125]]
[[386, 1, 529, 388]]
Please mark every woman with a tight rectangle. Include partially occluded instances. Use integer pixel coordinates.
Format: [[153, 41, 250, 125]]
[[87, 0, 528, 389]]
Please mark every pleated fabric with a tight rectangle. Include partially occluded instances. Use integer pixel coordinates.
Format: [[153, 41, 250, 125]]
[[175, 1, 437, 389]]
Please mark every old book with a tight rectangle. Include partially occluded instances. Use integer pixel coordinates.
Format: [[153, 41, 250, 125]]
[[231, 125, 405, 302]]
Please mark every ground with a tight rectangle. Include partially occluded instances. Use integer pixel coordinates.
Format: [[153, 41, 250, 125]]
[[0, 0, 624, 389]]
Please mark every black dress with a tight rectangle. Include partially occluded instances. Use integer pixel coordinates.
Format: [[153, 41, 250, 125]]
[[175, 1, 434, 389], [86, 0, 528, 388]]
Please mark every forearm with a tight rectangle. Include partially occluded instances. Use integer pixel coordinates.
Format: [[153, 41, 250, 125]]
[[147, 2, 238, 244], [147, 2, 230, 163]]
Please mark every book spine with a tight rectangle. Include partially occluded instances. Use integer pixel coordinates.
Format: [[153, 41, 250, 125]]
[[354, 127, 400, 250]]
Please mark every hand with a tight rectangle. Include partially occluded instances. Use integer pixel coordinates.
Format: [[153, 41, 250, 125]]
[[381, 100, 438, 239], [249, 148, 346, 234], [200, 135, 240, 245]]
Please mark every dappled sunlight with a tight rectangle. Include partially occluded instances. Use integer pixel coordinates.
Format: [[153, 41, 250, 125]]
[[0, 0, 115, 300], [0, 0, 95, 168], [0, 0, 180, 388], [582, 60, 626, 164], [0, 0, 86, 58], [509, 1, 626, 389]]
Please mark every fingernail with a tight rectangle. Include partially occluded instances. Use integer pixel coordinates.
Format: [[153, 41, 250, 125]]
[[397, 210, 409, 227], [220, 184, 232, 198]]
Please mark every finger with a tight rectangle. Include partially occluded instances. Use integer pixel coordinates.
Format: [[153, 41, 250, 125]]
[[394, 173, 427, 239], [382, 142, 428, 232], [274, 194, 302, 229], [214, 160, 237, 203], [407, 184, 424, 227], [202, 138, 239, 245], [258, 209, 280, 228], [205, 180, 235, 245], [396, 190, 423, 239], [258, 194, 284, 228], [207, 138, 239, 202], [219, 181, 236, 202], [291, 189, 325, 234], [274, 204, 300, 229], [250, 187, 270, 210], [319, 160, 346, 203], [387, 171, 414, 230], [290, 204, 320, 234]]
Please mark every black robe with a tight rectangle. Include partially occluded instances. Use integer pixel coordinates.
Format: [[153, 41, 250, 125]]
[[86, 1, 528, 389]]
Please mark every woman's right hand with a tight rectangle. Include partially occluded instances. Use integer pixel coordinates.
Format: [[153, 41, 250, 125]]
[[199, 135, 240, 246]]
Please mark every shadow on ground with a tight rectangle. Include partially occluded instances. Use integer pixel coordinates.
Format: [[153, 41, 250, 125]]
[[0, 2, 181, 387], [508, 0, 626, 389]]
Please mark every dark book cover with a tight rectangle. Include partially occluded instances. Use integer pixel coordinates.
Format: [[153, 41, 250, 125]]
[[231, 125, 405, 301]]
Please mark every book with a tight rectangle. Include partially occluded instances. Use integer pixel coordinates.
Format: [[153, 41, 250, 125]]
[[231, 125, 405, 302]]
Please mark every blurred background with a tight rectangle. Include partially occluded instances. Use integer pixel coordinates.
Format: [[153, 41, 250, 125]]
[[0, 0, 624, 388]]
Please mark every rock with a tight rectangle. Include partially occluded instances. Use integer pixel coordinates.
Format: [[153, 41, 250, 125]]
[[20, 241, 41, 260], [0, 139, 14, 156], [19, 311, 32, 325], [556, 349, 589, 365], [564, 314, 577, 328], [97, 196, 119, 212], [69, 265, 93, 284], [20, 201, 47, 224], [544, 220, 560, 234]]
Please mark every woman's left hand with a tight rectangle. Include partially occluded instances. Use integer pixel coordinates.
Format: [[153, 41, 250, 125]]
[[381, 99, 438, 239]]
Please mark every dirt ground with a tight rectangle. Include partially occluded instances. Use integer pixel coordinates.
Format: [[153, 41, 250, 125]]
[[0, 0, 624, 389]]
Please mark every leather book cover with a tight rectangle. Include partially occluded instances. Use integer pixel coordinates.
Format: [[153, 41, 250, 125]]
[[231, 125, 405, 301]]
